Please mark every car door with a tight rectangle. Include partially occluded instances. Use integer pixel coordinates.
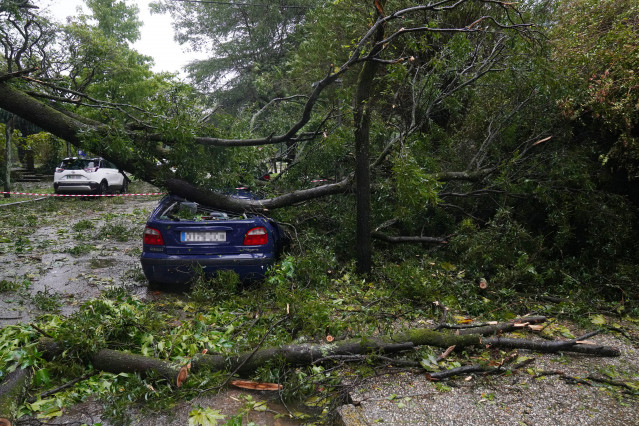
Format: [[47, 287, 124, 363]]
[[101, 159, 124, 187]]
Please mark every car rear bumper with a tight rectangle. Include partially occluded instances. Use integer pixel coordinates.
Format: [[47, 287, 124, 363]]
[[54, 181, 99, 193], [140, 252, 275, 284]]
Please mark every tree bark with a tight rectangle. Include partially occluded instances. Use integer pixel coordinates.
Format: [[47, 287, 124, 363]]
[[483, 334, 620, 357], [192, 333, 471, 375], [0, 368, 32, 426], [36, 338, 188, 387], [92, 349, 188, 388], [371, 231, 447, 244], [3, 115, 15, 199], [0, 82, 83, 146], [165, 176, 352, 214], [192, 320, 620, 376], [0, 342, 188, 424], [353, 11, 386, 275], [445, 316, 547, 335]]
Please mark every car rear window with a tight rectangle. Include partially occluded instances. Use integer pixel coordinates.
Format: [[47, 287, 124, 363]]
[[158, 200, 247, 222], [59, 159, 94, 170]]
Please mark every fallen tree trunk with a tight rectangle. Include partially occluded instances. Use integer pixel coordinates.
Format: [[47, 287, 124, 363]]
[[192, 322, 620, 375], [191, 340, 431, 376], [36, 338, 188, 387], [20, 321, 619, 401], [1, 320, 621, 423], [0, 368, 33, 426], [92, 349, 188, 388], [1, 341, 188, 425], [35, 322, 619, 385]]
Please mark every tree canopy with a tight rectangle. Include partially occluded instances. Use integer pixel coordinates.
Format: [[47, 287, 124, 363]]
[[2, 2, 639, 423], [552, 0, 639, 179], [1, 0, 638, 281], [151, 0, 319, 109]]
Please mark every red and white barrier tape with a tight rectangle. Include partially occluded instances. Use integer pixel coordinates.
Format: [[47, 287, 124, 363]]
[[1, 191, 164, 197]]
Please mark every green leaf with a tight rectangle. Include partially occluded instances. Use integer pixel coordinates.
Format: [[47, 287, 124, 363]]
[[28, 398, 51, 411], [623, 382, 639, 391], [253, 401, 269, 412], [188, 406, 226, 426], [590, 314, 607, 326], [34, 369, 51, 386], [305, 395, 323, 407]]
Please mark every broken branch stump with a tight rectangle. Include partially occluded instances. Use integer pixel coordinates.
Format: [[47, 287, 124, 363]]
[[36, 338, 188, 387], [92, 349, 188, 388]]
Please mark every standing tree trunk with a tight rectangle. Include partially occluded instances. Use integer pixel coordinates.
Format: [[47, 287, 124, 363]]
[[353, 67, 374, 274], [3, 115, 15, 198], [353, 10, 386, 275]]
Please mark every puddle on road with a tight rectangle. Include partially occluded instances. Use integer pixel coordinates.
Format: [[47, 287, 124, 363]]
[[0, 196, 160, 326]]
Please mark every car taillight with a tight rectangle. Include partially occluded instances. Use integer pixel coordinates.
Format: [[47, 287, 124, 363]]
[[243, 227, 268, 245], [144, 227, 164, 245], [55, 168, 64, 173]]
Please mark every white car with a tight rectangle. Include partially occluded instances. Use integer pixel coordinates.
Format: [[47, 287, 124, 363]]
[[53, 157, 128, 195]]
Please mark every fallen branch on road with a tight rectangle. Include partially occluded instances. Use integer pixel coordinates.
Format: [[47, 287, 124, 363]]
[[26, 372, 98, 403], [427, 355, 536, 381], [483, 330, 620, 356], [192, 319, 619, 375], [1, 317, 621, 425]]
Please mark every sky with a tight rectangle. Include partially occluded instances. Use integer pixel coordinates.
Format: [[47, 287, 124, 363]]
[[41, 0, 206, 76]]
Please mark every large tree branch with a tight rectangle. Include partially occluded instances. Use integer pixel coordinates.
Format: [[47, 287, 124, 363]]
[[0, 81, 163, 183], [0, 81, 86, 144], [192, 3, 525, 149], [191, 319, 619, 376], [372, 231, 447, 244], [165, 175, 353, 213], [0, 66, 37, 81], [193, 66, 346, 147], [0, 78, 349, 211], [22, 75, 148, 113], [431, 167, 496, 182]]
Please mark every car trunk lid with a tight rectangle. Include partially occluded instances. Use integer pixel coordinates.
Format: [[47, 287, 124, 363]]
[[161, 220, 271, 256]]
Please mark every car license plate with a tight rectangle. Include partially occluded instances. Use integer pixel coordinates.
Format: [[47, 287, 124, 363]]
[[67, 175, 81, 179], [181, 231, 226, 242]]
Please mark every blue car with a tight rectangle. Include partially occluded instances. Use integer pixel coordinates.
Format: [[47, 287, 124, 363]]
[[140, 194, 286, 286]]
